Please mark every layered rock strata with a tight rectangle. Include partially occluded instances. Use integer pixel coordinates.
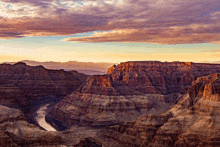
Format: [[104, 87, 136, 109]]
[[75, 61, 220, 96], [0, 62, 88, 135], [48, 61, 220, 130], [2, 61, 220, 146], [107, 61, 220, 95], [0, 104, 102, 147], [47, 93, 181, 128], [102, 73, 220, 147], [0, 62, 83, 107]]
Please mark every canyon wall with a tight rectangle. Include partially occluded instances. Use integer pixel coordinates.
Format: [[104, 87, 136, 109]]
[[0, 62, 84, 107], [79, 61, 220, 96], [102, 73, 220, 146], [2, 61, 220, 146], [47, 61, 220, 130]]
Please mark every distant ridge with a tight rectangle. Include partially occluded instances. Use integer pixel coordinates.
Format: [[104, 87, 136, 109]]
[[4, 60, 116, 75]]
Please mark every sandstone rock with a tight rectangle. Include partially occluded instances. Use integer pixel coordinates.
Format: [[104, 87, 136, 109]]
[[69, 70, 89, 85], [74, 137, 102, 147], [0, 104, 103, 147], [109, 61, 220, 95], [107, 65, 116, 75], [79, 61, 220, 96], [0, 86, 25, 107], [188, 73, 220, 101], [3, 61, 220, 146], [48, 61, 220, 131], [47, 92, 182, 129], [0, 62, 83, 107], [0, 62, 88, 143], [77, 75, 119, 96], [101, 73, 220, 147]]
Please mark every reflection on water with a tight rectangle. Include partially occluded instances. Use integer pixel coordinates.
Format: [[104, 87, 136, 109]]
[[36, 104, 56, 131]]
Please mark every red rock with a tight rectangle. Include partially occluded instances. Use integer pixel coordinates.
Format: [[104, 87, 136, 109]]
[[188, 73, 220, 101], [0, 62, 83, 107], [101, 73, 220, 147], [47, 61, 220, 130], [107, 65, 116, 75], [77, 75, 119, 95], [78, 61, 220, 96]]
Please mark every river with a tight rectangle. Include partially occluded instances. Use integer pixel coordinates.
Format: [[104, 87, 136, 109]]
[[35, 104, 56, 131]]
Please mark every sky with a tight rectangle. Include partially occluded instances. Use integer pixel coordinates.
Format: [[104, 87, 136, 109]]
[[0, 0, 220, 63]]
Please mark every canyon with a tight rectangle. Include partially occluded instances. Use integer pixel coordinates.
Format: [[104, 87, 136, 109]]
[[1, 61, 220, 146], [102, 73, 220, 146], [47, 61, 220, 129]]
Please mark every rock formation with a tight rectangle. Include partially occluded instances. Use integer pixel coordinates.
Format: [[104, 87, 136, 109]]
[[101, 73, 220, 147], [79, 61, 220, 96], [47, 61, 220, 130], [0, 104, 102, 146], [2, 61, 220, 146], [47, 92, 181, 128], [0, 62, 88, 134], [0, 62, 83, 107], [69, 70, 89, 85], [0, 62, 101, 146]]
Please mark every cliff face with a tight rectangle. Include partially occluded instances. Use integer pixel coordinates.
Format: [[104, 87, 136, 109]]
[[81, 61, 220, 95], [102, 73, 220, 147], [0, 104, 103, 147], [0, 63, 98, 146], [47, 92, 181, 128], [76, 75, 119, 95], [47, 61, 220, 130], [0, 62, 82, 107], [188, 73, 220, 101], [3, 61, 220, 146]]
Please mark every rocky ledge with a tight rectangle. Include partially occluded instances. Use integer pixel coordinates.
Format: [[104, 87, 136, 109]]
[[0, 62, 88, 131], [47, 61, 220, 130], [0, 104, 103, 147], [0, 62, 89, 109], [101, 73, 220, 147], [80, 61, 220, 95], [188, 73, 220, 101], [2, 61, 220, 146], [47, 92, 181, 128], [0, 62, 82, 102]]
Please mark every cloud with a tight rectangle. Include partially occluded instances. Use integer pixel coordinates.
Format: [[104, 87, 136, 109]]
[[202, 49, 220, 52], [0, 54, 24, 61], [0, 0, 54, 7], [64, 25, 220, 44], [0, 0, 220, 44]]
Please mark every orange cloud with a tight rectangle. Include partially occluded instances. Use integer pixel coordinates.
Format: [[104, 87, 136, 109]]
[[0, 0, 220, 44], [0, 54, 24, 62], [63, 25, 220, 44], [201, 49, 220, 52]]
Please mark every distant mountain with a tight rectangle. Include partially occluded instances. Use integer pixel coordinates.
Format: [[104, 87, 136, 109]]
[[212, 61, 220, 64], [4, 60, 116, 75], [0, 62, 83, 107], [202, 61, 220, 64]]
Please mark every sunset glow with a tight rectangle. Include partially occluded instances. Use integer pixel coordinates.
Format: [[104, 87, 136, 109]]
[[0, 0, 220, 63]]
